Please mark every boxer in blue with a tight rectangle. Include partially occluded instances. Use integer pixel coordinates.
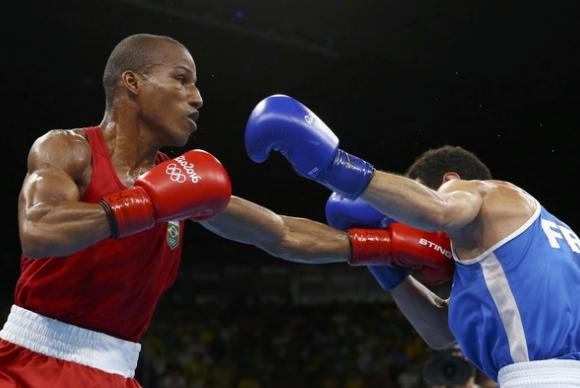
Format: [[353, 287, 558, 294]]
[[245, 94, 580, 386]]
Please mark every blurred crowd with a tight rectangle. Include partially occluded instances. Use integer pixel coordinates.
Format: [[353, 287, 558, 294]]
[[139, 299, 430, 388]]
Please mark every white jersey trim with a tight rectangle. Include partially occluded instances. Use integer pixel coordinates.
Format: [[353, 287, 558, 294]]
[[0, 304, 140, 378], [498, 359, 580, 387]]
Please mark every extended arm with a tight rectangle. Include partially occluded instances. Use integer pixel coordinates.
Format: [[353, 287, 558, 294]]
[[202, 194, 456, 281], [244, 94, 484, 235], [200, 196, 351, 264]]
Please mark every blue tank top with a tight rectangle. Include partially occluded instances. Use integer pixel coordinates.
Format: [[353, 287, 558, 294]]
[[448, 199, 580, 381]]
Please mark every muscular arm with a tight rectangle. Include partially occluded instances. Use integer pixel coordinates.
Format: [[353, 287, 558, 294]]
[[360, 171, 485, 234], [200, 196, 351, 264], [18, 130, 111, 258], [390, 277, 455, 349]]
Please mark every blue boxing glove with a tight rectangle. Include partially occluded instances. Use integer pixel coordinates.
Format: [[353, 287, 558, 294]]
[[325, 192, 393, 231], [325, 192, 409, 291], [245, 94, 375, 199]]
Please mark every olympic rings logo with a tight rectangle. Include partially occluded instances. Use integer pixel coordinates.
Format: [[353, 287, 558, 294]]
[[165, 163, 187, 183], [165, 156, 203, 184]]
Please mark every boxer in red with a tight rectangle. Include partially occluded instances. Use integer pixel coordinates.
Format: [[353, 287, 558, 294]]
[[1, 33, 453, 387]]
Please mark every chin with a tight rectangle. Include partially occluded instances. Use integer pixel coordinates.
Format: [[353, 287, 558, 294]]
[[169, 125, 194, 147], [174, 134, 191, 147]]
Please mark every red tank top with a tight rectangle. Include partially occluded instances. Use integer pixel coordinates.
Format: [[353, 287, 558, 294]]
[[14, 126, 184, 342]]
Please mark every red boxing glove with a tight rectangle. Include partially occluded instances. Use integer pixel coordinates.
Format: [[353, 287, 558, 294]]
[[100, 149, 232, 238], [347, 223, 454, 285]]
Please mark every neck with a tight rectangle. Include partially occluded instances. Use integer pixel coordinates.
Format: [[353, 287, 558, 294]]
[[99, 110, 159, 171]]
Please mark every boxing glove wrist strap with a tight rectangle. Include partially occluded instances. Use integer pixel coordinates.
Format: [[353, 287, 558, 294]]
[[99, 186, 156, 239], [318, 150, 375, 200], [348, 228, 398, 266]]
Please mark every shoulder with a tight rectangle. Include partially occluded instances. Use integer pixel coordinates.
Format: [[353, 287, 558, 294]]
[[482, 180, 537, 214], [28, 128, 92, 177], [439, 179, 533, 207], [474, 180, 537, 236], [31, 128, 89, 151], [441, 179, 536, 257]]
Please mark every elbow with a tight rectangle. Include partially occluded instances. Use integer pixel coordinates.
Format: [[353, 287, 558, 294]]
[[421, 331, 457, 350], [422, 207, 451, 232], [20, 239, 49, 259], [427, 338, 456, 351], [415, 196, 459, 232], [19, 226, 58, 259], [20, 235, 50, 259]]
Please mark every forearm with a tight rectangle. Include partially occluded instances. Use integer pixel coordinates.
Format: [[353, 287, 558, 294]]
[[20, 201, 110, 258], [360, 171, 446, 231], [201, 196, 351, 263], [390, 276, 455, 349], [275, 217, 351, 263]]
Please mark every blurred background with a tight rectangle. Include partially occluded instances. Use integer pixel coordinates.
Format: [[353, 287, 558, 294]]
[[3, 0, 580, 386]]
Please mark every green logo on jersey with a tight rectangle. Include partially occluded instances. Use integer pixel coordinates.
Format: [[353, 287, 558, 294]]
[[166, 221, 180, 250]]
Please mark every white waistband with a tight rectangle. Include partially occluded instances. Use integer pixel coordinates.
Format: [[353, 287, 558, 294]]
[[0, 304, 141, 378], [498, 359, 580, 387]]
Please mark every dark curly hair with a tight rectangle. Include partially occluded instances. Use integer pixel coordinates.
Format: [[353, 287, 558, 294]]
[[405, 145, 492, 189]]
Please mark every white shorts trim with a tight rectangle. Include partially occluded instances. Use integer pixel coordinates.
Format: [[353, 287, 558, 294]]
[[498, 359, 580, 387], [0, 304, 141, 378]]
